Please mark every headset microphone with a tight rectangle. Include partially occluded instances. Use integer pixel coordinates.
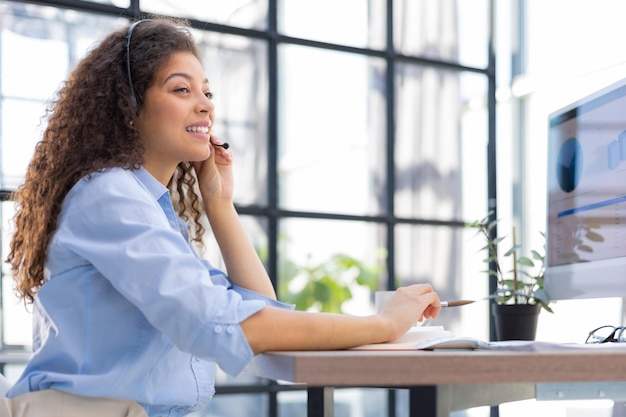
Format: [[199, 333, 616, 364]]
[[211, 141, 229, 149]]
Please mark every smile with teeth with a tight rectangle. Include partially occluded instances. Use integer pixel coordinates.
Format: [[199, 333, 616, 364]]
[[186, 126, 209, 134]]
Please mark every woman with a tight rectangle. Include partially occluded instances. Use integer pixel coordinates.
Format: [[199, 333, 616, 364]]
[[2, 17, 441, 416]]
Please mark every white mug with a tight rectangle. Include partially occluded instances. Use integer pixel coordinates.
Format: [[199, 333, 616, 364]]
[[374, 290, 430, 327]]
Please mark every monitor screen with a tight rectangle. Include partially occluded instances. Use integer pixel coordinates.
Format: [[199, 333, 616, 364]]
[[545, 78, 626, 300]]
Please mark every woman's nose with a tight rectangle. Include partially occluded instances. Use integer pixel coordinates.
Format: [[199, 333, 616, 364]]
[[197, 93, 214, 113]]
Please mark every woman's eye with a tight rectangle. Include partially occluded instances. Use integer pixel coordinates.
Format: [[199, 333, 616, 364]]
[[205, 92, 214, 99], [174, 87, 191, 93]]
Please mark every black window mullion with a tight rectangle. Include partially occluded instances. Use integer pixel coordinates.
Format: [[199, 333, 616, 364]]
[[385, 0, 396, 294], [385, 2, 396, 416], [266, 1, 279, 416]]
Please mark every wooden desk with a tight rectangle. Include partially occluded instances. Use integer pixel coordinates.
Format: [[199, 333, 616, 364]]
[[249, 347, 626, 417]]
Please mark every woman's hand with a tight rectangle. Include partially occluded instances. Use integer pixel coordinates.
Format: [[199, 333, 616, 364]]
[[194, 136, 277, 299], [376, 284, 442, 342], [193, 135, 234, 206]]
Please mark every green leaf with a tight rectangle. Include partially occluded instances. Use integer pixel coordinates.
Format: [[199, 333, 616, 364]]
[[503, 247, 515, 257], [500, 279, 519, 288], [312, 279, 331, 303], [517, 257, 535, 267], [532, 289, 553, 313], [487, 218, 500, 231]]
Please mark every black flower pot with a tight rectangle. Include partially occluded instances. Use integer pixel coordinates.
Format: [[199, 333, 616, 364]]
[[491, 303, 541, 341]]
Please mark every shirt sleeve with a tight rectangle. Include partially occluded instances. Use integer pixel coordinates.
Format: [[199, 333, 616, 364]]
[[49, 170, 292, 375], [204, 262, 295, 310]]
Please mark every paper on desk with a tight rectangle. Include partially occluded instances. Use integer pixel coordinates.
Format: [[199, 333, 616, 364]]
[[350, 326, 490, 350], [351, 326, 455, 350], [350, 326, 626, 351]]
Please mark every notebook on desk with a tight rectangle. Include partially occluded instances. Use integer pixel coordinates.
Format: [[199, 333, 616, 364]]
[[350, 326, 456, 350], [350, 326, 624, 351]]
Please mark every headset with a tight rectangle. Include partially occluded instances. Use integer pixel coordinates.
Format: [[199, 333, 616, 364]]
[[125, 19, 151, 112]]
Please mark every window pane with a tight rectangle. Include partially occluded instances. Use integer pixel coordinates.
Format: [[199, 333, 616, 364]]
[[203, 215, 268, 272], [395, 224, 489, 340], [277, 218, 386, 315], [1, 99, 44, 188], [279, 0, 386, 49], [393, 0, 489, 68], [1, 18, 68, 100], [459, 72, 489, 223], [194, 30, 269, 206], [142, 0, 268, 30], [394, 67, 487, 222], [278, 45, 387, 215]]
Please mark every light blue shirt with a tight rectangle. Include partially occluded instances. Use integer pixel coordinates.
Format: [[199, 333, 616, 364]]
[[6, 167, 292, 417]]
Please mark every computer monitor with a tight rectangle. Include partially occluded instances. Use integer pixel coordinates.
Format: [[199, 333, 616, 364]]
[[545, 78, 626, 300]]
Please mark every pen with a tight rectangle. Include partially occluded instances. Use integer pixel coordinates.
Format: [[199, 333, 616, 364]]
[[441, 300, 475, 307]]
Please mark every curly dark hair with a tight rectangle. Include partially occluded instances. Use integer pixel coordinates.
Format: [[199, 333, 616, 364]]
[[7, 17, 207, 304]]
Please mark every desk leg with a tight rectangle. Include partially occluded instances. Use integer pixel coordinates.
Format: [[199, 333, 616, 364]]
[[409, 386, 438, 417], [307, 387, 334, 417]]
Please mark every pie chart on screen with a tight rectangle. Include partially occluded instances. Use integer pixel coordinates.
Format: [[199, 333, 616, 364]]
[[556, 137, 583, 193]]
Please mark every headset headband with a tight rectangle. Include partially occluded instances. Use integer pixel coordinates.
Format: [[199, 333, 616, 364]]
[[125, 19, 152, 112]]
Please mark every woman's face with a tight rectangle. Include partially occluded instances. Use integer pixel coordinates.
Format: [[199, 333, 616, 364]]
[[137, 51, 215, 183]]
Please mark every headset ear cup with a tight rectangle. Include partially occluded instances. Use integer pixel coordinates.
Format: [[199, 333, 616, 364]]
[[129, 91, 137, 110]]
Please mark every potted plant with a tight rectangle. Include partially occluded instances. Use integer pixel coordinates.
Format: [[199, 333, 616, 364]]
[[467, 213, 553, 340]]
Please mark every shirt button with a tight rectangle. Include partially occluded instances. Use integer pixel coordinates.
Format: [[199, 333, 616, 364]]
[[214, 324, 223, 333], [226, 325, 235, 334]]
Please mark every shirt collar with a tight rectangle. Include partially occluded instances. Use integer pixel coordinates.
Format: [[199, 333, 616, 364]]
[[131, 167, 187, 237], [131, 167, 169, 201]]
